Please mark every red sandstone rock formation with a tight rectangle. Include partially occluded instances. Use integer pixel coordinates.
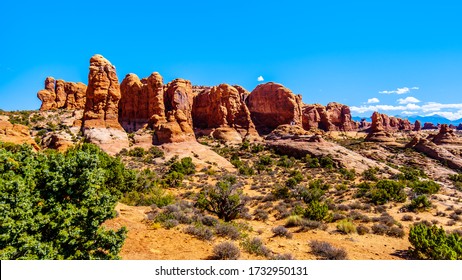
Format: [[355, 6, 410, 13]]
[[81, 54, 128, 154], [423, 122, 438, 130], [37, 77, 86, 110], [432, 124, 462, 145], [413, 120, 422, 131], [119, 72, 166, 132], [302, 102, 358, 131], [0, 118, 39, 150], [192, 84, 259, 142], [247, 82, 303, 133], [152, 78, 196, 143], [365, 112, 395, 142]]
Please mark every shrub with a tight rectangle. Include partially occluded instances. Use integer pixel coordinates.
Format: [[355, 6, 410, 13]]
[[184, 225, 214, 241], [128, 147, 146, 157], [306, 157, 320, 168], [409, 223, 462, 260], [387, 227, 405, 238], [258, 155, 273, 166], [285, 215, 304, 228], [271, 253, 295, 260], [296, 186, 325, 204], [121, 187, 175, 207], [148, 146, 164, 158], [196, 176, 244, 222], [309, 240, 348, 260], [201, 215, 219, 226], [215, 223, 241, 240], [212, 242, 240, 260], [401, 215, 414, 222], [251, 144, 265, 153], [304, 201, 331, 222], [0, 143, 127, 259], [371, 224, 389, 235], [337, 220, 357, 234], [241, 237, 271, 257], [359, 180, 406, 205], [396, 166, 426, 181], [272, 226, 293, 238], [362, 167, 379, 181], [409, 181, 440, 195], [238, 164, 255, 176], [320, 156, 334, 169], [356, 225, 370, 235], [163, 171, 184, 188], [169, 157, 195, 175], [253, 209, 269, 221], [408, 195, 432, 212], [277, 155, 295, 168], [339, 168, 356, 181]]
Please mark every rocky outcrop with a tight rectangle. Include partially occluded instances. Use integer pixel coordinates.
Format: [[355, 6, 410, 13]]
[[37, 77, 87, 110], [302, 102, 358, 131], [373, 113, 412, 131], [247, 82, 303, 134], [81, 54, 129, 155], [458, 124, 462, 131], [413, 120, 422, 131], [192, 84, 259, 142], [365, 112, 395, 142], [423, 122, 438, 130], [267, 138, 398, 174], [406, 136, 462, 171], [0, 119, 39, 150], [42, 132, 73, 151], [432, 124, 462, 145], [119, 72, 166, 132], [153, 79, 196, 143]]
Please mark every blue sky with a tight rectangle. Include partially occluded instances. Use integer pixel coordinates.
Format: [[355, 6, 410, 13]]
[[1, 0, 462, 120]]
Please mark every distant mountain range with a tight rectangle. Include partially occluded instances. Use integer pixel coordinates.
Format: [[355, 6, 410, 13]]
[[352, 115, 462, 126]]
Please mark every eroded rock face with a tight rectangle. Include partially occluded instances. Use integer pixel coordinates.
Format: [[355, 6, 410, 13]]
[[0, 119, 39, 150], [432, 124, 462, 145], [406, 136, 462, 170], [154, 78, 195, 143], [423, 122, 438, 130], [302, 103, 358, 131], [119, 72, 166, 132], [247, 82, 303, 134], [414, 120, 422, 131], [458, 124, 462, 131], [37, 77, 87, 111], [192, 84, 258, 142], [365, 112, 395, 142], [81, 54, 128, 154]]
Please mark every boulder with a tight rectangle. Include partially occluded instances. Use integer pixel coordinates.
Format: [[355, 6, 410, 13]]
[[247, 82, 303, 133], [0, 119, 39, 150], [192, 83, 259, 142]]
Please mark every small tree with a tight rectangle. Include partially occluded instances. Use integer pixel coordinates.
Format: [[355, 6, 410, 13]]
[[196, 176, 244, 222]]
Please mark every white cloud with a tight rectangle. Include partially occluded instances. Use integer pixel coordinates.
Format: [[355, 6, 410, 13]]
[[350, 104, 418, 113], [367, 98, 380, 104], [379, 86, 419, 95], [425, 110, 462, 121], [351, 101, 462, 121], [397, 96, 420, 104], [257, 76, 264, 82], [401, 111, 419, 115]]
